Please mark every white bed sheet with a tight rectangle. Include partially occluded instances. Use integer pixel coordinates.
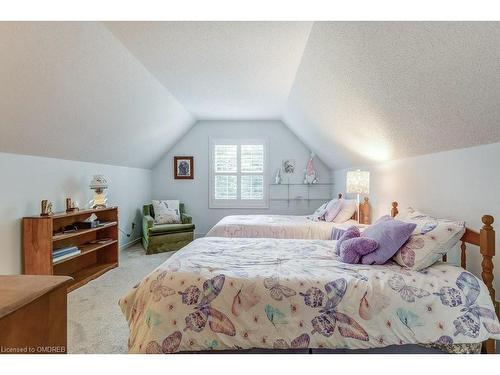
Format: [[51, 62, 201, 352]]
[[206, 215, 361, 239]]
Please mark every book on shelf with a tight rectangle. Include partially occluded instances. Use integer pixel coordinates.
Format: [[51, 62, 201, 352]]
[[88, 237, 113, 245], [53, 246, 80, 261], [53, 249, 81, 262], [53, 245, 79, 255]]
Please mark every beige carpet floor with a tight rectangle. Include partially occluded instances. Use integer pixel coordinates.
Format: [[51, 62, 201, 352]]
[[67, 243, 173, 354]]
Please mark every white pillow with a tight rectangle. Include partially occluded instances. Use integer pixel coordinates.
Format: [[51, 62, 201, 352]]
[[324, 199, 343, 222], [307, 202, 328, 221], [393, 207, 465, 270], [152, 200, 181, 224], [332, 199, 357, 223]]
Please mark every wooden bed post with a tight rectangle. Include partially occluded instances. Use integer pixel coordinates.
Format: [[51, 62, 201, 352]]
[[480, 215, 497, 354], [391, 202, 398, 218], [480, 215, 495, 302]]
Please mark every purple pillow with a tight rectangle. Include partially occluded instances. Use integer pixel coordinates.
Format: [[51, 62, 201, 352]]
[[339, 237, 379, 264], [360, 215, 417, 265], [335, 226, 360, 255]]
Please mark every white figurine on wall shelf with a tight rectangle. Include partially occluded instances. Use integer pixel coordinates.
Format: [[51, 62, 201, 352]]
[[274, 168, 283, 184], [304, 152, 318, 184]]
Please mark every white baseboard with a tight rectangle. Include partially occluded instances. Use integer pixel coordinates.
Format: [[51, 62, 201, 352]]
[[120, 237, 141, 250]]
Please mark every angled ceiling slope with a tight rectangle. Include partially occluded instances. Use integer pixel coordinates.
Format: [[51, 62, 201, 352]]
[[0, 22, 195, 169], [284, 22, 500, 170], [104, 21, 313, 120], [2, 22, 500, 171]]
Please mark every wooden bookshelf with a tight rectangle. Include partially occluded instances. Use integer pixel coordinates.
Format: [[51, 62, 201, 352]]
[[22, 207, 119, 292]]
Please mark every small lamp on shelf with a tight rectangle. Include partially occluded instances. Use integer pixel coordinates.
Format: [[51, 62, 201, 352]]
[[346, 170, 370, 223], [89, 175, 108, 209]]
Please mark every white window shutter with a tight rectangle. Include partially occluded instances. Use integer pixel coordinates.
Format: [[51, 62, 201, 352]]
[[209, 138, 268, 208]]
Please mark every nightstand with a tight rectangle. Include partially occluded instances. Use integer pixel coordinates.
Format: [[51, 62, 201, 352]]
[[0, 275, 72, 354]]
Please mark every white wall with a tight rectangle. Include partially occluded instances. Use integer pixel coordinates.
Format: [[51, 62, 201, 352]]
[[152, 120, 332, 235], [333, 142, 500, 291], [0, 151, 151, 275]]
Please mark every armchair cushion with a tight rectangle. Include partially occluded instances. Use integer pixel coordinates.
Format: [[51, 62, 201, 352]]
[[149, 223, 195, 235]]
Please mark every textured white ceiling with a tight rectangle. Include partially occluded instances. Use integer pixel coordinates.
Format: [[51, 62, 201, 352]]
[[284, 22, 500, 169], [104, 22, 313, 119], [1, 22, 499, 170], [0, 22, 194, 169]]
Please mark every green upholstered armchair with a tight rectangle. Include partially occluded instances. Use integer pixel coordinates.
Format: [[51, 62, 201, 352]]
[[142, 203, 195, 254]]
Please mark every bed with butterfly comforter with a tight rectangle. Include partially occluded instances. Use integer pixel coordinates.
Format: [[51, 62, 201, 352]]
[[119, 237, 500, 354]]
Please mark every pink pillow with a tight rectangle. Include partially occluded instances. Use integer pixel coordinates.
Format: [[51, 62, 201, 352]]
[[324, 199, 343, 222]]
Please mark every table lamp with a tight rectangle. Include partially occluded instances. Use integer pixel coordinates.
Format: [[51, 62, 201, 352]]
[[346, 170, 370, 222], [89, 175, 108, 209]]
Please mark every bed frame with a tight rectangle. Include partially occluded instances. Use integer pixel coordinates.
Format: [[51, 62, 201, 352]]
[[391, 201, 498, 354]]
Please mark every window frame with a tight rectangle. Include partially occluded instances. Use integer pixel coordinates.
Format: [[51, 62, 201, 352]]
[[209, 137, 269, 209]]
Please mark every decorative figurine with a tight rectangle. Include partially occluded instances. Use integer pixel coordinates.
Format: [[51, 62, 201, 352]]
[[282, 159, 296, 174], [274, 168, 283, 184], [304, 152, 318, 184], [89, 175, 108, 209], [66, 198, 78, 213], [40, 200, 53, 216], [66, 198, 79, 213]]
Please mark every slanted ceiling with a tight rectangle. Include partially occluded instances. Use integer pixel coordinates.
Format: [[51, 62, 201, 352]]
[[0, 22, 195, 169], [284, 22, 500, 169], [1, 22, 500, 170]]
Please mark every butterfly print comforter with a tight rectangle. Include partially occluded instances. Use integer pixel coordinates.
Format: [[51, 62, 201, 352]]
[[205, 215, 362, 239], [119, 238, 500, 353]]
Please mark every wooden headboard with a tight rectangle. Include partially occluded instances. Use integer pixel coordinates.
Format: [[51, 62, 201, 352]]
[[391, 201, 498, 354]]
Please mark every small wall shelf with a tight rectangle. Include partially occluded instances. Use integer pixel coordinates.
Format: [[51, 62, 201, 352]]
[[269, 183, 334, 206]]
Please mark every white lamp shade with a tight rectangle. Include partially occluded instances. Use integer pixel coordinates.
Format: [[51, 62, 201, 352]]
[[89, 175, 108, 190], [346, 170, 370, 195]]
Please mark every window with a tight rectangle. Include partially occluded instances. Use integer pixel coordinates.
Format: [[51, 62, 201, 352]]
[[209, 138, 268, 208]]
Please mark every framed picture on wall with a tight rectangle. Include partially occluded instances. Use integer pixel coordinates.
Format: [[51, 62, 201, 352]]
[[174, 156, 194, 179]]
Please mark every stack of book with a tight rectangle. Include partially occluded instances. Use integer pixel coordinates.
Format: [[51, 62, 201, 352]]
[[52, 246, 81, 262]]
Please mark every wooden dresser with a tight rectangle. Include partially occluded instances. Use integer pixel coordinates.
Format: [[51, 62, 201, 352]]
[[22, 207, 119, 292], [0, 275, 72, 353]]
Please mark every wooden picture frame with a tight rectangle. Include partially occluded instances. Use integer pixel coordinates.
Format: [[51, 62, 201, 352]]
[[174, 156, 194, 179]]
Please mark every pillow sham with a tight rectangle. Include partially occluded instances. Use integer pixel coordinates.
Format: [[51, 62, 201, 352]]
[[392, 207, 465, 271], [360, 215, 416, 265], [324, 199, 343, 222], [152, 200, 181, 224], [332, 199, 357, 223]]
